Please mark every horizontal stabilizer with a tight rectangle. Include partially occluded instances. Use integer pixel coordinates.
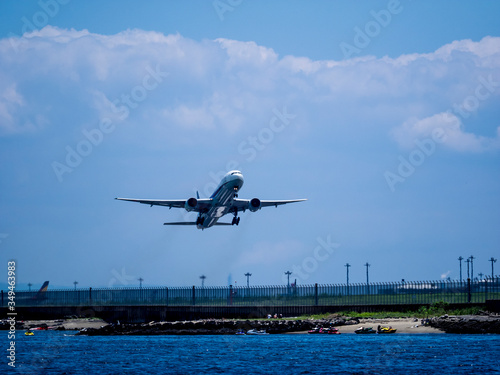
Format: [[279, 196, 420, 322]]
[[163, 222, 234, 226], [163, 222, 197, 225]]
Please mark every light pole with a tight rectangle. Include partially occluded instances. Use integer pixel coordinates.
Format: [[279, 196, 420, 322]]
[[200, 275, 206, 288], [28, 283, 32, 292], [284, 271, 292, 288], [478, 272, 484, 280], [364, 262, 370, 284], [364, 262, 370, 294], [490, 257, 497, 279], [469, 255, 475, 281], [73, 281, 78, 291], [345, 263, 351, 285], [138, 277, 143, 289], [466, 258, 470, 279], [244, 273, 252, 287], [458, 256, 463, 282]]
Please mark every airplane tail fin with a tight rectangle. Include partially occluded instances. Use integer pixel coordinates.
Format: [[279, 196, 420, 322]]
[[35, 281, 49, 297]]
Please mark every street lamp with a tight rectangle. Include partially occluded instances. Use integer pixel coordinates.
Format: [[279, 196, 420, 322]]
[[458, 256, 463, 282], [138, 277, 144, 288], [364, 262, 370, 294], [73, 281, 78, 290], [490, 257, 497, 279], [284, 271, 292, 287], [469, 255, 475, 280], [28, 283, 32, 292], [345, 263, 351, 296], [244, 272, 252, 287], [345, 263, 351, 285], [200, 275, 206, 288]]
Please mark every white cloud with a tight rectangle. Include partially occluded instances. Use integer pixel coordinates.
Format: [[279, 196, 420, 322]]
[[392, 112, 500, 152], [0, 84, 27, 134], [0, 26, 499, 151]]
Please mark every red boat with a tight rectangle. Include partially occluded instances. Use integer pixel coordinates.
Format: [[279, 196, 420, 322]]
[[308, 326, 340, 334], [320, 327, 340, 334]]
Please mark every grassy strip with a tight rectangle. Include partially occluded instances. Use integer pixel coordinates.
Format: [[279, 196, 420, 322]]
[[293, 302, 484, 320]]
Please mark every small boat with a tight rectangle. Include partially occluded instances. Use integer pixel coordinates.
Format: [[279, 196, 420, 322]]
[[354, 327, 376, 334], [377, 326, 397, 334], [308, 327, 322, 334], [25, 331, 34, 336], [308, 326, 341, 334], [320, 327, 340, 334], [246, 329, 268, 335], [235, 330, 246, 335]]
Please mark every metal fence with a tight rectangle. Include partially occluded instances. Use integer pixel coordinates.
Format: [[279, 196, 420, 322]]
[[3, 277, 499, 308]]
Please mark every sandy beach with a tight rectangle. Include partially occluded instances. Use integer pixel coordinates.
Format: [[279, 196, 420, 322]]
[[335, 318, 443, 334], [19, 317, 444, 334]]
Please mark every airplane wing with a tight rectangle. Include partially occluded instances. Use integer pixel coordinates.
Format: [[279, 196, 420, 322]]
[[115, 198, 213, 211], [163, 222, 233, 226], [233, 198, 307, 210]]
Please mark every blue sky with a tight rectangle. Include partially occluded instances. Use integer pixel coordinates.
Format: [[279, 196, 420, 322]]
[[0, 0, 499, 290]]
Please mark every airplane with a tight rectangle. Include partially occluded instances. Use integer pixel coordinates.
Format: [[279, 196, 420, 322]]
[[15, 281, 49, 304], [115, 170, 306, 229]]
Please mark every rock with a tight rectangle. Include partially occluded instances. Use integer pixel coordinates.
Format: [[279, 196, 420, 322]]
[[430, 315, 500, 334], [75, 318, 331, 336]]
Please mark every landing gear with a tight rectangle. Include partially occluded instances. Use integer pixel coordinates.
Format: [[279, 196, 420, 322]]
[[196, 216, 205, 225], [232, 209, 240, 226]]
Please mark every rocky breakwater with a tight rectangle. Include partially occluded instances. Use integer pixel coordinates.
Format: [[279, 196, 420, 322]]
[[76, 317, 355, 336], [430, 314, 500, 334]]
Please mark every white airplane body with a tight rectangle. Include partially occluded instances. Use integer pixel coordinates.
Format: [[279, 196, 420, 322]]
[[116, 170, 306, 229]]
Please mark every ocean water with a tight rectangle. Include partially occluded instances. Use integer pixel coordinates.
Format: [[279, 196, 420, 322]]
[[9, 331, 500, 374]]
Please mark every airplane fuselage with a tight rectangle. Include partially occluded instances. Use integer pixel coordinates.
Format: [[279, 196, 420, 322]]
[[200, 171, 244, 229]]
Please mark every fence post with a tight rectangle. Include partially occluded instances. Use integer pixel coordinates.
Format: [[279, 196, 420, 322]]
[[89, 287, 92, 306], [192, 286, 196, 306], [484, 278, 488, 302], [315, 283, 318, 306], [166, 287, 169, 307]]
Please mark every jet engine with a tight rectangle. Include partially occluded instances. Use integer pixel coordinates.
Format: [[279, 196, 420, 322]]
[[249, 198, 261, 212], [184, 197, 198, 212]]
